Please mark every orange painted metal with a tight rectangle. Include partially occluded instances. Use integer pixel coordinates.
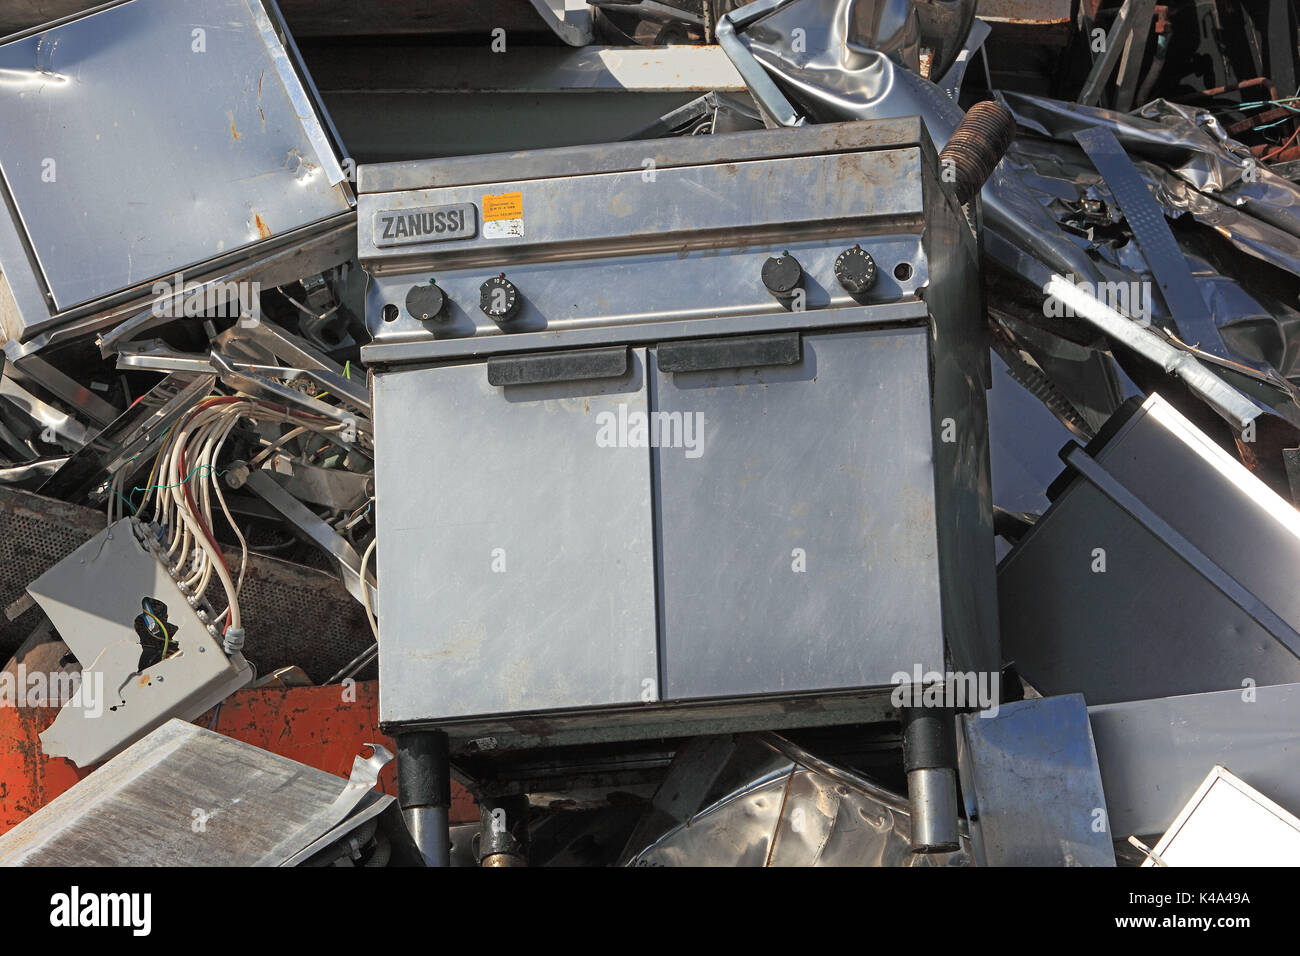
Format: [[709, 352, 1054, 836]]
[[0, 680, 477, 836]]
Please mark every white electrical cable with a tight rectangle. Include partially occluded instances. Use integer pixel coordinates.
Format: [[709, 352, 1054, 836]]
[[124, 391, 364, 638], [360, 537, 378, 640]]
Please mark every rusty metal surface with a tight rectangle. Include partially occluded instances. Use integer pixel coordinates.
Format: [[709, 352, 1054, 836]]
[[977, 0, 1072, 25], [0, 680, 478, 836]]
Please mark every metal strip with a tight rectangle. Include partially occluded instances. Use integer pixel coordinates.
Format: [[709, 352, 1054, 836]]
[[361, 300, 930, 366], [716, 0, 806, 128], [245, 0, 347, 188], [1073, 126, 1226, 359]]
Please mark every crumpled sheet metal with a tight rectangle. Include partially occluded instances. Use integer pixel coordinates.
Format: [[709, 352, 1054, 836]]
[[730, 0, 1105, 286], [625, 734, 969, 866], [725, 1, 1300, 403], [1002, 93, 1300, 277]]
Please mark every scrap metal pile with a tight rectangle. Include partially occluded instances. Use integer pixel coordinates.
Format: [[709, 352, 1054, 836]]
[[3, 0, 1300, 868]]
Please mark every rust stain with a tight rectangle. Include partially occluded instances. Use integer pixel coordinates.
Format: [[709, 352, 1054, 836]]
[[254, 213, 272, 239], [230, 118, 240, 140]]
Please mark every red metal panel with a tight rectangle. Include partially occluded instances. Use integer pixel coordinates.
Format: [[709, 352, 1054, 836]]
[[0, 680, 477, 836]]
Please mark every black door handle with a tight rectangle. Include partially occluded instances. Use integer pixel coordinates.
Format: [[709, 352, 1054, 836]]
[[487, 346, 630, 386], [656, 332, 801, 373]]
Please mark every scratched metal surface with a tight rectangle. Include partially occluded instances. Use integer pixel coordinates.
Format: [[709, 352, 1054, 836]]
[[0, 719, 352, 866], [0, 0, 352, 312]]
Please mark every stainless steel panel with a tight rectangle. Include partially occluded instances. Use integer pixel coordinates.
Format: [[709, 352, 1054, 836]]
[[363, 235, 928, 353], [374, 350, 658, 724], [357, 148, 923, 274], [0, 0, 353, 339], [655, 328, 944, 700], [1089, 682, 1300, 839], [1000, 393, 1300, 705], [957, 694, 1116, 867], [357, 116, 928, 194]]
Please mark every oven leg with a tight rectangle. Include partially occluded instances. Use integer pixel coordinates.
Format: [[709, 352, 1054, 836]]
[[477, 793, 530, 867], [396, 730, 451, 867], [901, 706, 960, 853]]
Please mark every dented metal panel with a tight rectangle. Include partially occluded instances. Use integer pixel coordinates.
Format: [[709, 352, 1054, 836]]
[[0, 0, 354, 343]]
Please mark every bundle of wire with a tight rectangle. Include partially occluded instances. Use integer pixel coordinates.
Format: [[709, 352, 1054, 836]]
[[106, 394, 356, 639]]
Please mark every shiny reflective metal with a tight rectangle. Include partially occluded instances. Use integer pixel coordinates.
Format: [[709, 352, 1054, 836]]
[[623, 733, 971, 866], [359, 120, 997, 737], [0, 0, 354, 347], [244, 470, 377, 611], [1001, 394, 1300, 705], [956, 694, 1115, 866], [404, 807, 451, 868], [907, 767, 960, 852]]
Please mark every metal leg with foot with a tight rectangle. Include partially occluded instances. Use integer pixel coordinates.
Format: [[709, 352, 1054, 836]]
[[397, 730, 451, 867]]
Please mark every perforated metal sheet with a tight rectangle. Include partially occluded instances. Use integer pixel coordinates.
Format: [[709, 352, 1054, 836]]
[[0, 488, 372, 684]]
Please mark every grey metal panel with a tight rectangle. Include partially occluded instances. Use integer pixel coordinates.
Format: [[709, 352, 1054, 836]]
[[655, 328, 944, 700], [362, 235, 929, 354], [0, 0, 352, 330], [27, 518, 253, 767], [957, 695, 1116, 867], [374, 350, 659, 724], [920, 155, 999, 677], [1089, 682, 1300, 839], [357, 148, 924, 271], [999, 394, 1300, 705], [357, 117, 927, 194]]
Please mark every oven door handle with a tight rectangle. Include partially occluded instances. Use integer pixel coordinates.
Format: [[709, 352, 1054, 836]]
[[656, 331, 801, 373], [486, 346, 629, 387]]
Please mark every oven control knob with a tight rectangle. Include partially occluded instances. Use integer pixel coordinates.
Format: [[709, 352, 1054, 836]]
[[834, 246, 877, 296], [761, 253, 803, 301], [479, 275, 523, 324], [406, 281, 447, 322]]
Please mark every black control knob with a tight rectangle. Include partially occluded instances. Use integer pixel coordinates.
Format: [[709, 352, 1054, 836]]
[[479, 275, 523, 324], [834, 246, 877, 296], [406, 282, 447, 321], [762, 254, 803, 301]]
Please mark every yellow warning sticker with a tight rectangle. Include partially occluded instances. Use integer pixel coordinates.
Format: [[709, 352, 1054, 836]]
[[482, 192, 523, 222]]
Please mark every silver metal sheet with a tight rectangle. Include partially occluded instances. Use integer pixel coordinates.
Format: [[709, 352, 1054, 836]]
[[957, 694, 1116, 867], [1000, 394, 1300, 705], [0, 719, 390, 866], [656, 328, 944, 699], [1089, 682, 1300, 839], [373, 350, 659, 724], [0, 0, 353, 341], [625, 733, 970, 866]]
